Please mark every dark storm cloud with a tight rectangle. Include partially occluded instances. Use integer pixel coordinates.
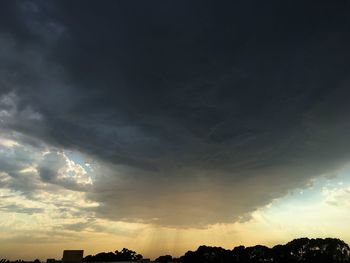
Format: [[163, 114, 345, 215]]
[[1, 0, 350, 226]]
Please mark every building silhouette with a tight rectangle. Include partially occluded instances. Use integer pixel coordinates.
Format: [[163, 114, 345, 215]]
[[62, 250, 84, 263]]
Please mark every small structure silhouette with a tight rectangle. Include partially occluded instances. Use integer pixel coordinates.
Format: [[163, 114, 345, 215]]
[[62, 251, 84, 263]]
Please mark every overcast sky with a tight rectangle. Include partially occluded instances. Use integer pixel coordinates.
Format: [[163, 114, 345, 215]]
[[1, 0, 350, 260]]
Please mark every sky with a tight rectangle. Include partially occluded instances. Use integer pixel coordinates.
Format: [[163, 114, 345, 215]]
[[1, 0, 350, 260]]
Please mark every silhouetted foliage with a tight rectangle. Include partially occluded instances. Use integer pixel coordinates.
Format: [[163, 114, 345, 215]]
[[179, 238, 350, 263], [155, 255, 172, 263], [180, 245, 234, 263], [83, 248, 142, 262], [9, 237, 349, 263]]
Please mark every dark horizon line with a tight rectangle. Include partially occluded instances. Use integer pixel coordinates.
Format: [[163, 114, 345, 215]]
[[2, 236, 349, 263]]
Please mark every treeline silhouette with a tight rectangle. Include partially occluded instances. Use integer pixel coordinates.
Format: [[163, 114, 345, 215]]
[[84, 248, 143, 262], [82, 238, 350, 263], [3, 238, 349, 263], [177, 238, 350, 263]]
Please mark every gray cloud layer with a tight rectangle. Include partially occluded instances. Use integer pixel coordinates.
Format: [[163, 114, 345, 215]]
[[1, 0, 350, 227]]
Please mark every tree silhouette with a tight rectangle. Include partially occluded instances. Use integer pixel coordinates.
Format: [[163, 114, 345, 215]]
[[155, 255, 172, 263], [80, 238, 350, 263], [178, 238, 350, 263], [84, 248, 143, 262]]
